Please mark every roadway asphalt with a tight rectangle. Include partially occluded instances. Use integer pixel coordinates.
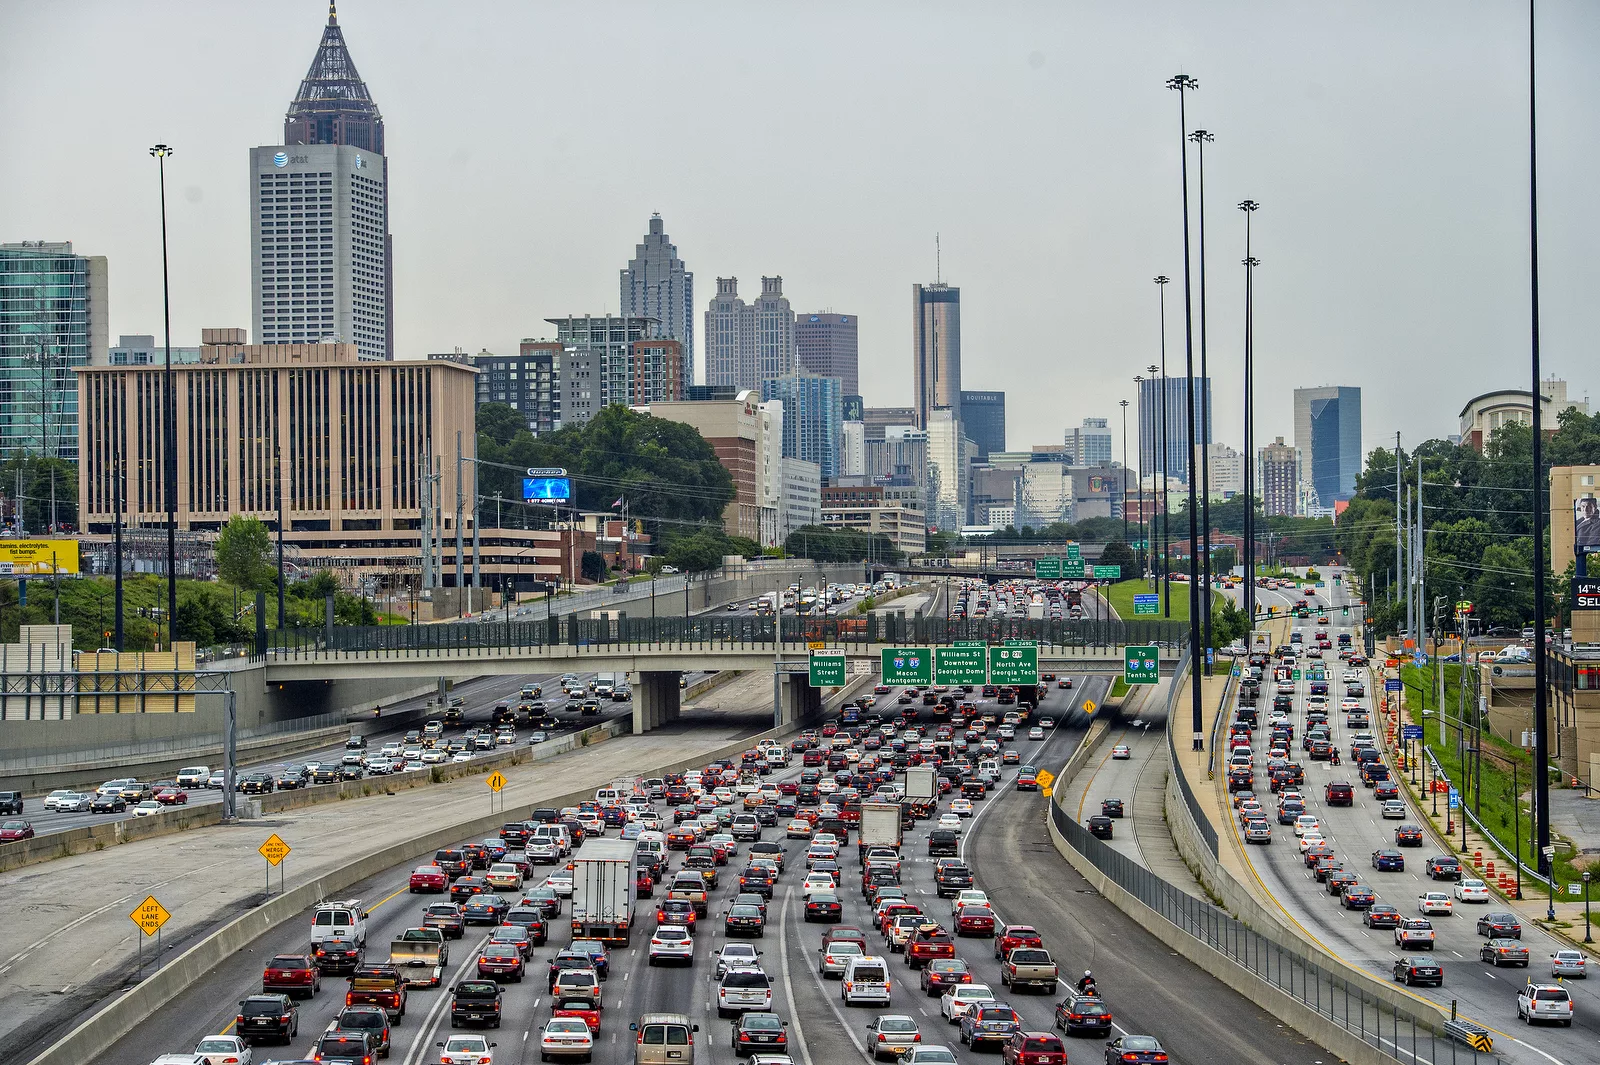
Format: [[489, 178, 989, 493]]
[[82, 671, 1335, 1065], [16, 671, 707, 839], [1221, 573, 1600, 1065]]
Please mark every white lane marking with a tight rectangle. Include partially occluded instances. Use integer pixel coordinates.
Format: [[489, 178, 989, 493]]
[[776, 888, 816, 1065], [792, 886, 878, 1065], [401, 932, 491, 1065], [3, 892, 137, 965]]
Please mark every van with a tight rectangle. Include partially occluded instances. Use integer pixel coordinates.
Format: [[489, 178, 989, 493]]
[[841, 955, 892, 1005], [595, 787, 624, 806], [631, 1012, 699, 1065]]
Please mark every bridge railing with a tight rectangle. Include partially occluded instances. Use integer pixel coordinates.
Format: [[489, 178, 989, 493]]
[[256, 615, 1191, 660]]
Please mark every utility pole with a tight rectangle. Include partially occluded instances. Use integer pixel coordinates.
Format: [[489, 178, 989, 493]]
[[1416, 452, 1426, 656], [1395, 431, 1403, 631]]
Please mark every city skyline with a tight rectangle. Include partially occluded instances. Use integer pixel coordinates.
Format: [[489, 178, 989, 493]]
[[6, 2, 1599, 458]]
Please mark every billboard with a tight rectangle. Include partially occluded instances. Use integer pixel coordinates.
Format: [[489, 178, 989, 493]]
[[0, 539, 80, 575], [1550, 467, 1600, 577], [842, 394, 865, 422], [1578, 495, 1600, 575], [523, 476, 572, 503]]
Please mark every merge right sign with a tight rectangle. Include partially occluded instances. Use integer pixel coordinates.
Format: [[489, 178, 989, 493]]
[[1124, 644, 1161, 685]]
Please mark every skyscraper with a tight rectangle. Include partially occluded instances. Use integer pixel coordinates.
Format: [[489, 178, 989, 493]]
[[704, 276, 795, 392], [913, 283, 961, 429], [761, 375, 843, 481], [1137, 375, 1212, 487], [925, 408, 975, 530], [795, 312, 858, 397], [268, 1, 391, 359], [1259, 436, 1299, 517], [959, 390, 1006, 461], [0, 241, 107, 461], [1067, 417, 1113, 467], [620, 215, 694, 377], [1293, 386, 1363, 505], [544, 314, 663, 425]]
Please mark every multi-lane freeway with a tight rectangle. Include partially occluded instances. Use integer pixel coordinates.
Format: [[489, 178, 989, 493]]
[[1222, 572, 1598, 1065], [72, 670, 1335, 1065]]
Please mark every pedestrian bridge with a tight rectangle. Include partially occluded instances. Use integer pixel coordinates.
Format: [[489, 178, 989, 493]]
[[256, 614, 1187, 733]]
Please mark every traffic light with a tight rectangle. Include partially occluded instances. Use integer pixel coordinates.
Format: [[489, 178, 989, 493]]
[[1342, 607, 1349, 617]]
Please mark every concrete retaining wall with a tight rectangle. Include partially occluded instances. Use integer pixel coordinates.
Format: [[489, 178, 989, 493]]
[[24, 684, 861, 1065]]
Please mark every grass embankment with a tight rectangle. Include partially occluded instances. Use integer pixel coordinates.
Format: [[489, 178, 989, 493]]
[[1104, 578, 1211, 623], [1400, 663, 1596, 920]]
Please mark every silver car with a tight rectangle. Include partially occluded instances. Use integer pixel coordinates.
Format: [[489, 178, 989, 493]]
[[1551, 950, 1588, 978], [866, 1015, 921, 1060], [1380, 800, 1408, 820]]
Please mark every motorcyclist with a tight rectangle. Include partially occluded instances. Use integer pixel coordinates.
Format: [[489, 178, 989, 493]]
[[1076, 970, 1096, 994], [1331, 748, 1341, 766]]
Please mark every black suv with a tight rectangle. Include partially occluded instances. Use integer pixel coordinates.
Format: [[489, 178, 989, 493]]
[[927, 829, 960, 857], [0, 791, 23, 814], [934, 863, 974, 897], [235, 994, 298, 1045]]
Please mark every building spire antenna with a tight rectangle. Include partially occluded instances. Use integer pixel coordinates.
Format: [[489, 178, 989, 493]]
[[328, 0, 338, 25], [936, 233, 941, 284]]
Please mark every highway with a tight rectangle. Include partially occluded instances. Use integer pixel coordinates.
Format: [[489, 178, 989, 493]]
[[15, 670, 710, 839], [79, 671, 1333, 1065], [1221, 572, 1600, 1065]]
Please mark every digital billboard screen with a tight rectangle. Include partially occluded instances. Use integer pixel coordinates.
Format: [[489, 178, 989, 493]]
[[523, 477, 572, 503]]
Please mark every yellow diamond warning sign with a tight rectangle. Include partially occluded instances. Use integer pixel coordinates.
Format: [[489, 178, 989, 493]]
[[258, 833, 291, 866], [485, 771, 507, 793], [130, 895, 170, 936]]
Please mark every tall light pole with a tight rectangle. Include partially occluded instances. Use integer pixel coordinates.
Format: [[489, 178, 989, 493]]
[[1153, 272, 1171, 615], [1527, 0, 1551, 875], [1239, 200, 1259, 628], [1168, 71, 1205, 749], [1190, 128, 1215, 672], [1119, 399, 1130, 550], [149, 143, 178, 643], [1133, 375, 1146, 577]]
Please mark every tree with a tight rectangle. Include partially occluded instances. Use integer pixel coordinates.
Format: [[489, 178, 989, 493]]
[[0, 455, 77, 533], [1098, 541, 1136, 573], [581, 550, 607, 582], [476, 402, 529, 447], [1211, 544, 1237, 574], [784, 524, 903, 565], [215, 516, 277, 591], [1210, 596, 1250, 650]]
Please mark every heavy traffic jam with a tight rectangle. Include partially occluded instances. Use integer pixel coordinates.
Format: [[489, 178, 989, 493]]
[[139, 668, 1180, 1065]]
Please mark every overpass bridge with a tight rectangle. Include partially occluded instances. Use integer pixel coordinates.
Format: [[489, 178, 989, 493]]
[[256, 615, 1186, 735]]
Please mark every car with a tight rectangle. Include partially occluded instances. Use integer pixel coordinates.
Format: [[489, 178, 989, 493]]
[[1394, 824, 1424, 847], [89, 793, 126, 814], [940, 983, 996, 1022], [1481, 938, 1530, 967], [1101, 1035, 1167, 1064], [477, 943, 525, 981], [1395, 918, 1435, 949], [1424, 855, 1462, 881], [865, 1015, 923, 1060], [1418, 893, 1453, 916], [715, 943, 764, 979], [1379, 799, 1407, 820], [1110, 745, 1131, 760], [1392, 956, 1444, 987], [959, 1003, 1022, 1049], [1100, 798, 1125, 818], [1028, 727, 1045, 741], [921, 958, 972, 996], [234, 993, 298, 1045], [1086, 816, 1113, 840], [155, 788, 189, 805], [731, 1012, 788, 1057], [0, 819, 35, 842], [538, 1018, 591, 1061], [1551, 949, 1588, 978], [1517, 982, 1575, 1026], [1454, 878, 1490, 903], [1292, 814, 1320, 837], [649, 925, 695, 965], [1054, 993, 1112, 1035], [1363, 904, 1402, 930], [193, 1035, 253, 1064], [439, 1035, 499, 1065], [1243, 819, 1272, 844], [331, 1004, 392, 1055], [409, 866, 449, 893], [1476, 912, 1522, 939], [726, 904, 767, 936], [1370, 849, 1405, 872], [1340, 883, 1376, 910]]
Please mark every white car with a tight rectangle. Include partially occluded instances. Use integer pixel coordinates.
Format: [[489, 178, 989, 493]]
[[547, 870, 574, 896], [1293, 815, 1320, 837], [441, 1034, 499, 1065], [451, 752, 474, 763], [948, 799, 974, 818], [380, 742, 404, 758], [1380, 800, 1408, 820], [939, 983, 996, 1022], [802, 873, 837, 897], [537, 1019, 589, 1061], [1028, 727, 1045, 740], [1110, 745, 1132, 760], [1297, 832, 1325, 854], [421, 748, 448, 764], [45, 790, 92, 812], [715, 943, 763, 978], [1454, 879, 1490, 903], [193, 1036, 252, 1065], [649, 925, 695, 965], [1418, 892, 1453, 916], [937, 813, 962, 830], [906, 1048, 960, 1065], [949, 890, 990, 916], [133, 800, 163, 817]]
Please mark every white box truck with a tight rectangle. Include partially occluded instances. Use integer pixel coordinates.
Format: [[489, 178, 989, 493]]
[[857, 801, 903, 863], [570, 838, 637, 945]]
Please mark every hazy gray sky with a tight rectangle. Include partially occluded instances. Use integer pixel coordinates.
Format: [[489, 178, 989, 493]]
[[4, 0, 1597, 462]]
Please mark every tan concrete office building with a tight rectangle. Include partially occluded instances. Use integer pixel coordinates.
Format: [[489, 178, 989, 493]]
[[74, 330, 575, 584]]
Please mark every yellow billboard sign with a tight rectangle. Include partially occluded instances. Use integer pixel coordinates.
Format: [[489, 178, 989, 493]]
[[0, 539, 80, 575]]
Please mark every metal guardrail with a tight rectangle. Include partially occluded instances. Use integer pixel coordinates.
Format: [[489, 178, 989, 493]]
[[1420, 747, 1554, 894], [1163, 647, 1217, 857], [1050, 798, 1506, 1065], [256, 615, 1192, 660]]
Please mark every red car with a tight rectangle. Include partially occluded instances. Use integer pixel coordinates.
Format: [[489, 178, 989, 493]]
[[154, 788, 189, 805], [666, 828, 697, 850], [0, 819, 35, 842], [906, 925, 957, 968], [477, 944, 525, 981], [553, 1005, 601, 1034], [956, 907, 997, 936], [1002, 1031, 1067, 1065], [636, 869, 654, 898], [262, 954, 321, 998], [993, 925, 1043, 958], [1015, 772, 1039, 791], [409, 865, 448, 893]]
